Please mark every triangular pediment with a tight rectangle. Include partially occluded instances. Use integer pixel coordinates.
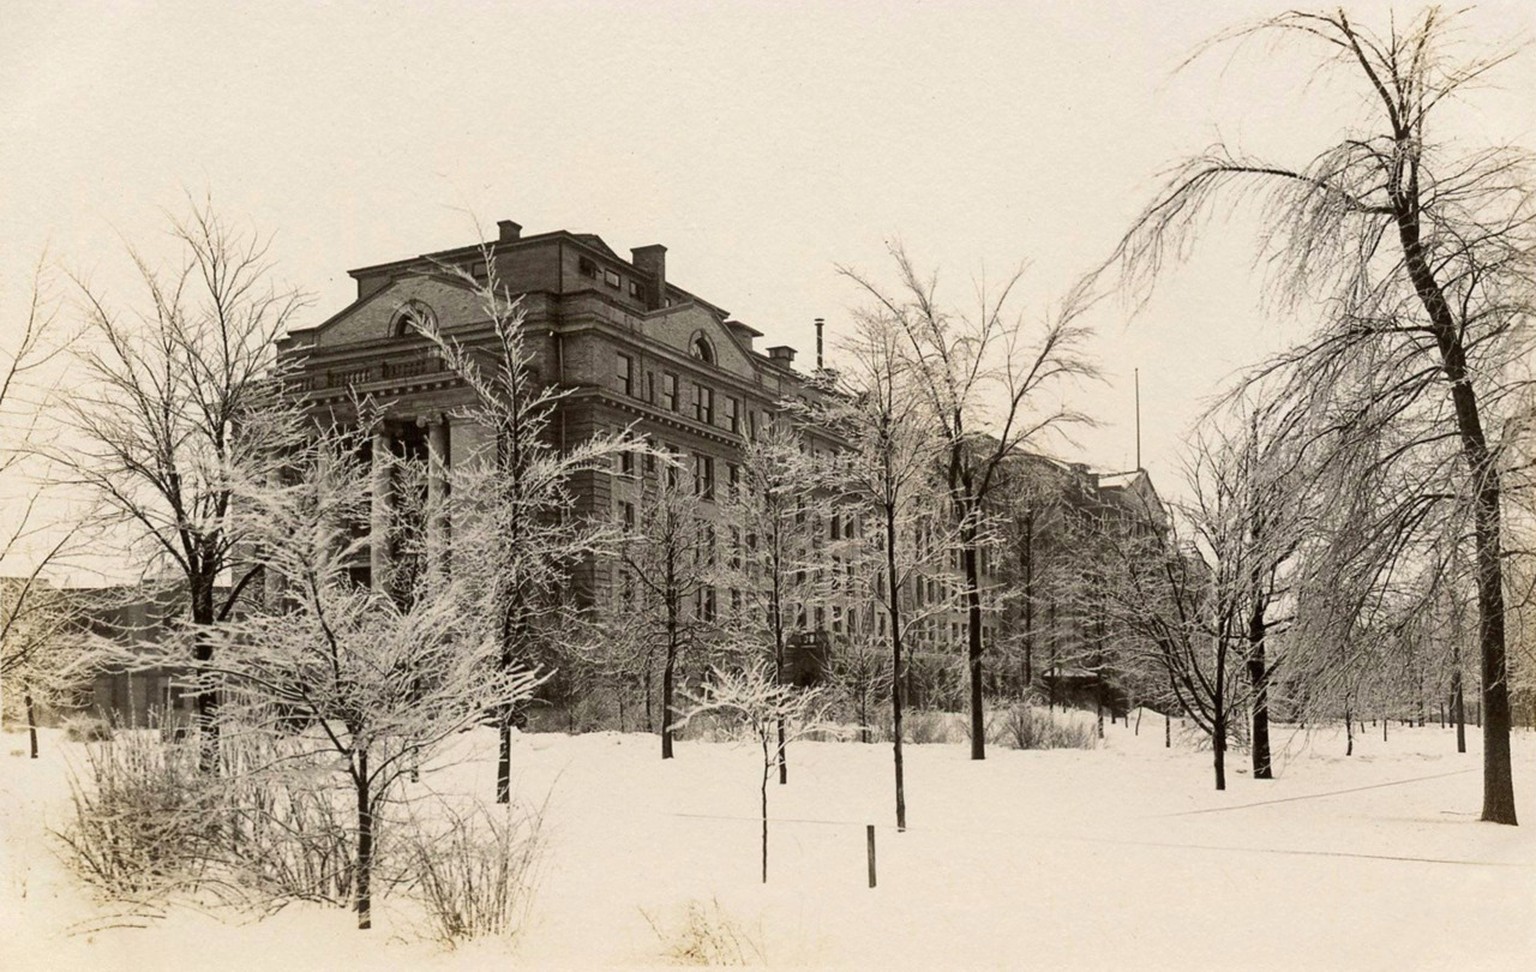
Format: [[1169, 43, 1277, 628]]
[[306, 273, 485, 349], [643, 302, 762, 381]]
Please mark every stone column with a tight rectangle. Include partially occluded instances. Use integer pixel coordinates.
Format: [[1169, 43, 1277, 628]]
[[426, 415, 450, 584], [370, 427, 393, 591]]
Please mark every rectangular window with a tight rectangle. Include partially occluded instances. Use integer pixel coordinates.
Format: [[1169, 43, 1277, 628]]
[[693, 383, 714, 424], [748, 410, 758, 438], [617, 353, 634, 396], [726, 396, 740, 434], [629, 279, 642, 298], [603, 268, 621, 288], [644, 437, 657, 477], [727, 463, 739, 498], [578, 255, 598, 278], [694, 454, 715, 499], [695, 587, 717, 623], [622, 501, 635, 529], [665, 447, 680, 490], [620, 449, 635, 477], [662, 373, 678, 412]]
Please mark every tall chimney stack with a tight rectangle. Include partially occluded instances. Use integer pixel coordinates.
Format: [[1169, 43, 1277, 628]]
[[814, 317, 825, 370], [497, 219, 522, 242], [631, 244, 667, 310]]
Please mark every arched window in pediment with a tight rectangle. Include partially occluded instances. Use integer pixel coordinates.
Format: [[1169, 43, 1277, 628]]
[[690, 332, 715, 364], [391, 300, 436, 338]]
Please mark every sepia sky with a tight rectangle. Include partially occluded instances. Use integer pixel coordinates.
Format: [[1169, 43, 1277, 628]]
[[4, 0, 1536, 568]]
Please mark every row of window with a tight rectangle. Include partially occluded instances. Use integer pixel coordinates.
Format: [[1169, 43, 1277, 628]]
[[578, 255, 646, 300], [615, 442, 741, 502], [616, 353, 754, 435]]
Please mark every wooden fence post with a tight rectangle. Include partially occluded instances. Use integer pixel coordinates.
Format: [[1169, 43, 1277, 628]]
[[866, 824, 877, 888]]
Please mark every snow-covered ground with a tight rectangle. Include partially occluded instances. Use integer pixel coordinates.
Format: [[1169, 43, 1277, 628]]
[[3, 716, 1534, 970]]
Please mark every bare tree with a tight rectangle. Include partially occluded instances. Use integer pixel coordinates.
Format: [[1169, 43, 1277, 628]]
[[408, 251, 628, 803], [813, 312, 952, 827], [841, 247, 1098, 758], [53, 201, 307, 770], [617, 453, 718, 758], [1, 266, 85, 755], [1105, 8, 1532, 823]]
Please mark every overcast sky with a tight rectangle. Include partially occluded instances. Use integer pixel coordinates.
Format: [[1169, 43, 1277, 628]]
[[5, 1, 1536, 574]]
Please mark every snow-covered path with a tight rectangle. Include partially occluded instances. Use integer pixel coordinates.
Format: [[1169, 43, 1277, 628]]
[[3, 718, 1533, 969]]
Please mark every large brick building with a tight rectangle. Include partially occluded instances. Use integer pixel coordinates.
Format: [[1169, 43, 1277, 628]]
[[278, 218, 839, 600]]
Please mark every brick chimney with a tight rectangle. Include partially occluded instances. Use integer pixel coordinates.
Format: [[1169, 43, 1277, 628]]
[[631, 244, 667, 310], [767, 345, 796, 367], [497, 219, 522, 242]]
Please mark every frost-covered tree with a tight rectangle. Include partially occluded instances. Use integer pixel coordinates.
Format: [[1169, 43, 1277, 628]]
[[0, 579, 92, 758], [1105, 7, 1532, 823], [678, 663, 839, 883], [717, 422, 834, 784], [201, 426, 541, 930], [407, 249, 628, 803]]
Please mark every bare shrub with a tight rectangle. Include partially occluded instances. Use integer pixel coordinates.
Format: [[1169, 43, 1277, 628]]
[[63, 714, 112, 743], [997, 704, 1099, 751], [56, 731, 218, 896], [904, 709, 958, 744], [219, 735, 357, 906], [403, 799, 545, 947], [643, 896, 764, 966]]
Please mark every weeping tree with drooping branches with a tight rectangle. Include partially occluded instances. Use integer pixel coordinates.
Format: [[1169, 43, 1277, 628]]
[[1104, 8, 1535, 823]]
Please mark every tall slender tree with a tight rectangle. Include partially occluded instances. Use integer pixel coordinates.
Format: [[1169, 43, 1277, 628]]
[[410, 250, 628, 803], [815, 310, 949, 829], [618, 452, 718, 759], [841, 248, 1098, 758]]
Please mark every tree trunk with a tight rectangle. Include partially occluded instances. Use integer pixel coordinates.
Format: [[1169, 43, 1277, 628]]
[[661, 632, 678, 760], [497, 720, 512, 804], [1246, 599, 1273, 779], [355, 750, 373, 930], [1213, 715, 1226, 791], [1021, 512, 1034, 689], [1213, 643, 1227, 791], [760, 740, 770, 883], [1095, 673, 1105, 740], [887, 513, 907, 832], [772, 597, 787, 785], [963, 539, 985, 760], [1453, 667, 1467, 754], [776, 717, 787, 784], [1395, 201, 1516, 824], [25, 691, 38, 759], [191, 574, 220, 773], [643, 655, 654, 733], [1345, 697, 1354, 757]]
